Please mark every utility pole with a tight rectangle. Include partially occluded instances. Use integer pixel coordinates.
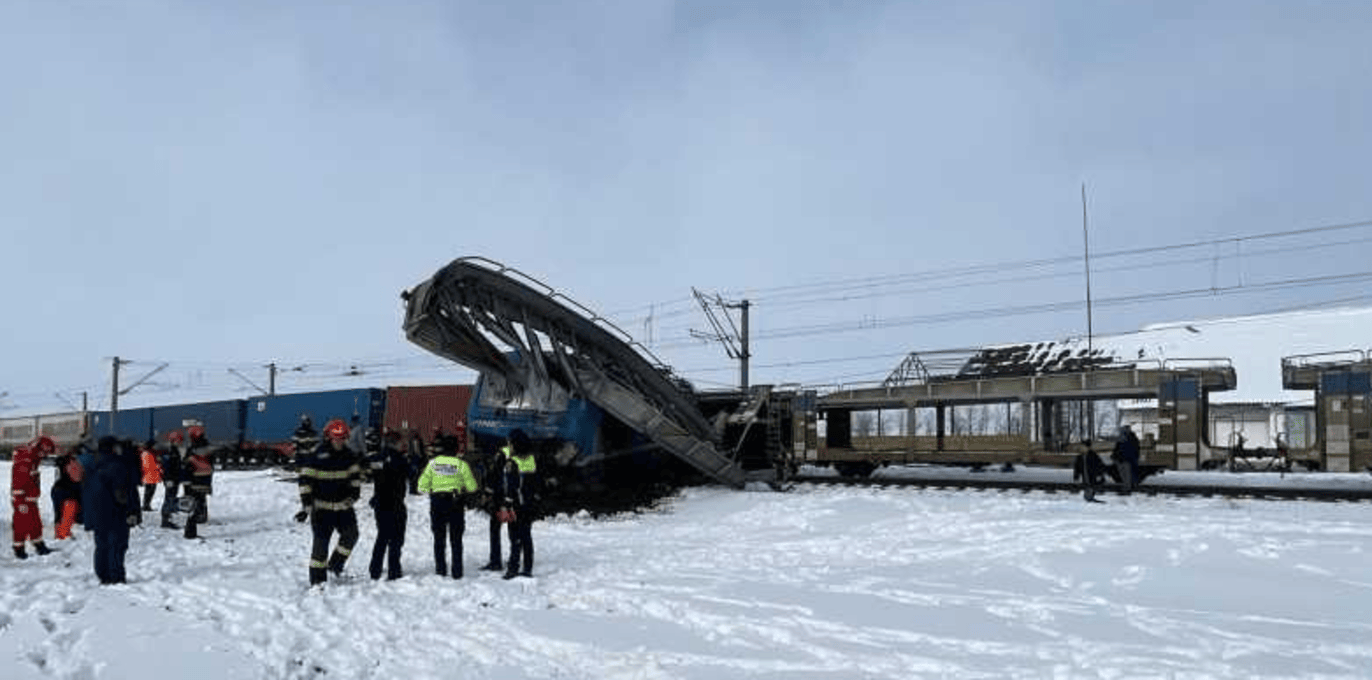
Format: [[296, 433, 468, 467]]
[[1081, 182, 1095, 440], [110, 357, 168, 435], [268, 363, 277, 395], [111, 356, 124, 435], [691, 289, 752, 390], [1082, 183, 1094, 355], [739, 299, 750, 390]]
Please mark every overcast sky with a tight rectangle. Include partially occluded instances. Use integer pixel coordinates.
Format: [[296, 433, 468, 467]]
[[4, 0, 1371, 414]]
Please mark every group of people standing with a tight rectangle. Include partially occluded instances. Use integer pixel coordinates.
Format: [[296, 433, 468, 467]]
[[1073, 424, 1142, 502], [8, 428, 216, 584], [292, 417, 542, 586]]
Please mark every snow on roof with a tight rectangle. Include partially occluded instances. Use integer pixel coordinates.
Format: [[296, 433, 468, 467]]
[[963, 306, 1372, 405]]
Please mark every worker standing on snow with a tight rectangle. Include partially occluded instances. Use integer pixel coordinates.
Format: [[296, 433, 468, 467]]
[[51, 443, 83, 539], [11, 437, 55, 559], [139, 439, 162, 511], [182, 426, 214, 539], [1112, 425, 1141, 495], [291, 414, 319, 470], [418, 424, 479, 579], [81, 436, 136, 583], [1073, 441, 1108, 503], [497, 429, 541, 580], [366, 429, 410, 580], [294, 418, 363, 586], [480, 437, 511, 572], [159, 430, 184, 529]]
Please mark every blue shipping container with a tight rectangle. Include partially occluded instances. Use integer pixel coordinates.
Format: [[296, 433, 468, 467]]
[[151, 399, 246, 447], [86, 407, 156, 443], [243, 388, 386, 446]]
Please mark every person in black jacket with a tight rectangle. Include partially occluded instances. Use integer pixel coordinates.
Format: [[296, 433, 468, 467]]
[[496, 429, 541, 579], [1111, 425, 1141, 495], [366, 430, 409, 580], [158, 431, 184, 530], [1073, 441, 1107, 503], [479, 438, 510, 571], [51, 446, 84, 537], [294, 419, 363, 586]]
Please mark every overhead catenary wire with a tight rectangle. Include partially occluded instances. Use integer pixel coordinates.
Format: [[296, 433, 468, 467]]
[[8, 217, 1371, 415]]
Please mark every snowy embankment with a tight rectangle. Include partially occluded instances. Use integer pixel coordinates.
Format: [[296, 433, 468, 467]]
[[4, 463, 1372, 679]]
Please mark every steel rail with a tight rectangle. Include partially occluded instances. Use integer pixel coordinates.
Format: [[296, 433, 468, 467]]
[[791, 475, 1372, 503]]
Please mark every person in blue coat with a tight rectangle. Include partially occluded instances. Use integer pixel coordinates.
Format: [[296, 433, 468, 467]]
[[81, 436, 137, 584]]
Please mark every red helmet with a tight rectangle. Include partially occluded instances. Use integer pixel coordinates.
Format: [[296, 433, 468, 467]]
[[29, 435, 56, 455], [168, 430, 184, 444], [188, 425, 206, 440], [324, 419, 349, 440]]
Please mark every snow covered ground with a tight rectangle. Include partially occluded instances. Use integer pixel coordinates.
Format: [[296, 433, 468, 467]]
[[5, 463, 1372, 679]]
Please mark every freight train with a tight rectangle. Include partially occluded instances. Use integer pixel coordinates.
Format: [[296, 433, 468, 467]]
[[1, 385, 472, 466]]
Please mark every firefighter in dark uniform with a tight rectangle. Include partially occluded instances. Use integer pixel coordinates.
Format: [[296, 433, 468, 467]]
[[291, 415, 319, 469], [497, 429, 541, 579], [294, 419, 363, 586], [366, 429, 409, 580], [182, 426, 214, 539]]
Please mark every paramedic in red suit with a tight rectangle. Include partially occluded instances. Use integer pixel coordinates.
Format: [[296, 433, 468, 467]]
[[11, 437, 55, 559]]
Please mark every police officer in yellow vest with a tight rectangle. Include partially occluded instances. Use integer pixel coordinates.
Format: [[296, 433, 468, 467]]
[[480, 440, 511, 571], [497, 429, 541, 579], [418, 427, 478, 579]]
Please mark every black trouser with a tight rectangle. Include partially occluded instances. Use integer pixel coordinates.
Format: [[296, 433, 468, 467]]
[[506, 511, 533, 576], [93, 524, 130, 585], [161, 482, 180, 522], [1117, 460, 1135, 494], [369, 506, 407, 580], [429, 494, 466, 578], [51, 487, 67, 526], [309, 508, 359, 585], [142, 484, 157, 509], [183, 490, 206, 538], [487, 511, 503, 566]]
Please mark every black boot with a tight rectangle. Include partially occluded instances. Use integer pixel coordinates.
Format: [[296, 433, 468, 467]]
[[13, 546, 27, 560], [161, 518, 179, 530], [481, 561, 503, 571], [33, 542, 52, 556]]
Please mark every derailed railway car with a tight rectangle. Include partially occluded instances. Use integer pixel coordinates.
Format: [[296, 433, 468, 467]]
[[809, 351, 1238, 478], [1282, 350, 1372, 472], [402, 257, 822, 515]]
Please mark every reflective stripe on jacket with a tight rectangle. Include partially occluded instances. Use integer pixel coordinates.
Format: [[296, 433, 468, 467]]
[[297, 443, 363, 511]]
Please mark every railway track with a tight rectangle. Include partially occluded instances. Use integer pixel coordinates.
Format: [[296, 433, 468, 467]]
[[791, 474, 1372, 503]]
